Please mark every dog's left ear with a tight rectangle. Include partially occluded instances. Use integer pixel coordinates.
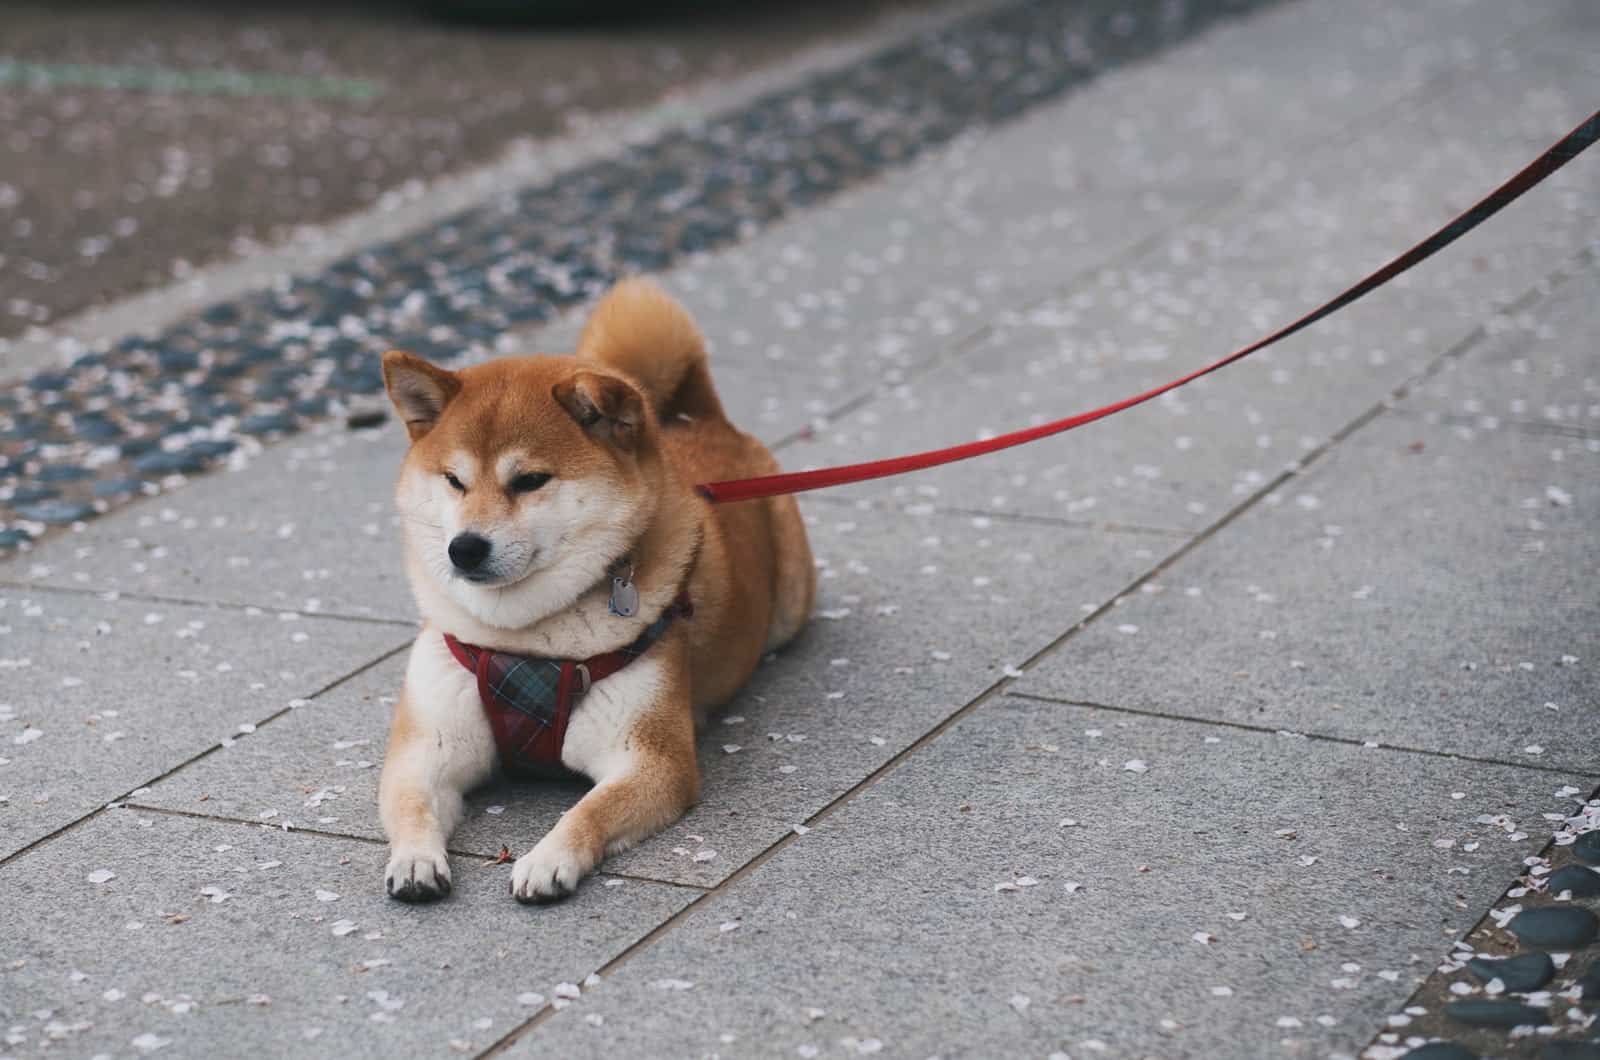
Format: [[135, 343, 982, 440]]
[[383, 350, 461, 441], [552, 371, 645, 451]]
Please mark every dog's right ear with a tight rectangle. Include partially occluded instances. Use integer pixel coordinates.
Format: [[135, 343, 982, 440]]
[[382, 351, 461, 441]]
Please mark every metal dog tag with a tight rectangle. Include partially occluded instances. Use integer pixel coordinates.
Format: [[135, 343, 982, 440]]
[[609, 575, 640, 618]]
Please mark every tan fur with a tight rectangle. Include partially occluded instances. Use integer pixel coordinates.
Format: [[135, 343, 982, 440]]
[[377, 279, 815, 903], [577, 277, 726, 421]]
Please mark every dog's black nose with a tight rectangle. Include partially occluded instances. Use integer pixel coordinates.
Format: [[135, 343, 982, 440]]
[[448, 532, 491, 573]]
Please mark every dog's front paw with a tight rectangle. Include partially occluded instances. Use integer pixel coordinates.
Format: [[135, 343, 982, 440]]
[[510, 836, 595, 904], [386, 845, 452, 902]]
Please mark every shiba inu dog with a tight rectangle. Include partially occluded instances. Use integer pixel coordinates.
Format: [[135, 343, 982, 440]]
[[378, 279, 815, 903]]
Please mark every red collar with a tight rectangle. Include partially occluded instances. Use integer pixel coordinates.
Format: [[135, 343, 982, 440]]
[[443, 594, 692, 774]]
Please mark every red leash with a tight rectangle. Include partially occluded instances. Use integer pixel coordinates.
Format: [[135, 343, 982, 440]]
[[697, 108, 1600, 505]]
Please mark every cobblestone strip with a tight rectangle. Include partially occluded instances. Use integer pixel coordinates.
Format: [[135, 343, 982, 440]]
[[1363, 792, 1600, 1060]]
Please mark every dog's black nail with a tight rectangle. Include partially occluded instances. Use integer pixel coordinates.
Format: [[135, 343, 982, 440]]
[[389, 875, 447, 903]]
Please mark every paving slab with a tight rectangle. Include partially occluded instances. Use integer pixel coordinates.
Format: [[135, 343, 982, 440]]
[[783, 46, 1600, 531], [0, 808, 693, 1059], [0, 585, 408, 862], [131, 502, 1157, 888], [512, 695, 1586, 1060], [1013, 410, 1600, 774], [1399, 248, 1600, 438]]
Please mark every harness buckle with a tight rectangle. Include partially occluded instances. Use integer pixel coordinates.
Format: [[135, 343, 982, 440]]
[[574, 662, 592, 697]]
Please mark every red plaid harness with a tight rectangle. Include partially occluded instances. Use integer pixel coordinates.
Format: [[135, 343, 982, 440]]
[[444, 595, 692, 774]]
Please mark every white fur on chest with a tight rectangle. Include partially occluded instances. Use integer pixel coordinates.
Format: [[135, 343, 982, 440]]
[[410, 559, 680, 660], [403, 630, 497, 786], [561, 654, 666, 781]]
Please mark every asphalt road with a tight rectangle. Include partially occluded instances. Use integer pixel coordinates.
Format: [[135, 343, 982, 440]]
[[0, 0, 943, 342]]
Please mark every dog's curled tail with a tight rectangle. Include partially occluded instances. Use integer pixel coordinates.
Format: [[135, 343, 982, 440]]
[[577, 278, 725, 423]]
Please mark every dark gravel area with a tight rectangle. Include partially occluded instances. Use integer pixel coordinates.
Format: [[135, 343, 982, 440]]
[[1376, 787, 1600, 1060]]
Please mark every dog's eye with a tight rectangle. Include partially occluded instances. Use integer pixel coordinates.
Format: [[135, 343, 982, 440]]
[[443, 472, 465, 492], [510, 472, 552, 494]]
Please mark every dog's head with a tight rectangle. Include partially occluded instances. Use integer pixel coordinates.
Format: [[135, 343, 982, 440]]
[[381, 351, 658, 630]]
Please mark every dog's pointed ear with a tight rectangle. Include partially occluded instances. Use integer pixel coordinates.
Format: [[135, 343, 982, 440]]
[[552, 371, 645, 451], [382, 350, 461, 441]]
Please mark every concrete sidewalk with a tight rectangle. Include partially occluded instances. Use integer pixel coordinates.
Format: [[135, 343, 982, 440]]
[[2, 0, 1598, 1057]]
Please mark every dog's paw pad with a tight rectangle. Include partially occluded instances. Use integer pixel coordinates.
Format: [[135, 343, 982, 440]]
[[385, 848, 452, 902], [510, 840, 591, 904]]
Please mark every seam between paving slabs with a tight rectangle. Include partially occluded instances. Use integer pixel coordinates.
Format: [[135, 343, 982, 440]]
[[1006, 692, 1600, 780], [117, 789, 711, 893], [0, 639, 411, 871], [1359, 777, 1600, 1059], [0, 578, 417, 628], [801, 482, 1195, 539], [475, 237, 1595, 1060], [1387, 405, 1600, 443], [99, 802, 715, 895]]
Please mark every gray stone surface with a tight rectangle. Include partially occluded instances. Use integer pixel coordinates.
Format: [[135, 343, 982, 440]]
[[2, 425, 419, 620], [1014, 411, 1600, 773], [1400, 252, 1600, 439], [0, 585, 408, 861], [784, 48, 1600, 530], [514, 695, 1583, 1060], [0, 1, 1596, 1057], [0, 809, 692, 1059], [132, 503, 1156, 887]]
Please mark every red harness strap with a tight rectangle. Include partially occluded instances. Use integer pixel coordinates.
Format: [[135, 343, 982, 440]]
[[444, 633, 572, 769], [444, 594, 693, 774]]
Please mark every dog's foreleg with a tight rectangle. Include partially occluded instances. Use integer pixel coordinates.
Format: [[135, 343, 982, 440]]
[[508, 754, 698, 902], [380, 634, 497, 902], [511, 653, 698, 902]]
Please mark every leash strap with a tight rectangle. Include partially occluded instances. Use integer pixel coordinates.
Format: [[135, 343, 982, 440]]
[[696, 107, 1600, 505]]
